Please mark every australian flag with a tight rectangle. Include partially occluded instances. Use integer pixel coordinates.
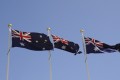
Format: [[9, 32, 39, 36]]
[[85, 37, 117, 54], [51, 34, 81, 55], [11, 29, 53, 51]]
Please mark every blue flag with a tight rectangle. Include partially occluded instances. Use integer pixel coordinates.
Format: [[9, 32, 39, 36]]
[[85, 37, 117, 54], [12, 29, 53, 51], [51, 34, 81, 55]]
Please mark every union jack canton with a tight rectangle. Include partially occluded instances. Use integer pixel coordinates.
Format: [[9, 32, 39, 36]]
[[12, 29, 32, 42]]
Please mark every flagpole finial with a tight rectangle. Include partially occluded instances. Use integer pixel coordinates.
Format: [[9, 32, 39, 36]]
[[47, 27, 51, 31], [8, 24, 12, 28], [80, 29, 84, 33]]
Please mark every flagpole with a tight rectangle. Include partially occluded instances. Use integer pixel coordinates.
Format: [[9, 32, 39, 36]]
[[80, 30, 91, 80], [47, 28, 53, 80], [6, 24, 12, 80]]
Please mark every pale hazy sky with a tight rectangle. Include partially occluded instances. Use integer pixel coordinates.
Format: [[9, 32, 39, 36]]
[[1, 0, 120, 80]]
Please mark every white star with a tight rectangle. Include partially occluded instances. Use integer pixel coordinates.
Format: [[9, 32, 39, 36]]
[[94, 46, 100, 51], [44, 40, 48, 43], [71, 47, 73, 50], [36, 40, 38, 43], [61, 46, 66, 50], [40, 35, 42, 38], [42, 47, 45, 50], [20, 42, 25, 46]]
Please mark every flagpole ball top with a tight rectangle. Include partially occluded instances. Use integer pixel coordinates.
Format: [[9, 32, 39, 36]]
[[80, 29, 84, 32], [8, 24, 12, 27], [47, 27, 51, 30]]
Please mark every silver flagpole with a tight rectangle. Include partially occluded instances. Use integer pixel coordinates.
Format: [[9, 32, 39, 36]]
[[47, 28, 53, 80], [80, 30, 91, 80], [6, 24, 12, 80]]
